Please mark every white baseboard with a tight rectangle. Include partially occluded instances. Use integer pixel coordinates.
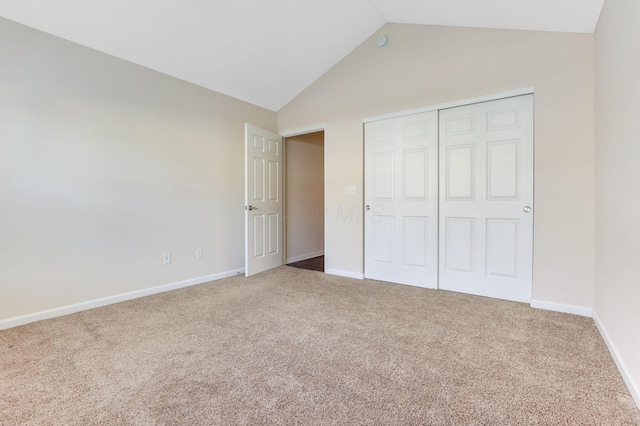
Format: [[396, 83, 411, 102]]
[[530, 299, 593, 317], [0, 268, 244, 331], [325, 269, 364, 280], [286, 251, 324, 264], [593, 311, 640, 410]]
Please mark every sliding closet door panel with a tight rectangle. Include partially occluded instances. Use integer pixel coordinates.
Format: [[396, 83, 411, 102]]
[[439, 95, 534, 303], [364, 112, 438, 288]]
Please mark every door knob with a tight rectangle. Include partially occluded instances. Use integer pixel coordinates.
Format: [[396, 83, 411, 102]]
[[365, 205, 371, 211], [246, 205, 259, 211], [523, 206, 532, 213]]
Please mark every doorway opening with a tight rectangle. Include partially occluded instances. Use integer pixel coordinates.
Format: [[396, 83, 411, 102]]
[[284, 131, 325, 272]]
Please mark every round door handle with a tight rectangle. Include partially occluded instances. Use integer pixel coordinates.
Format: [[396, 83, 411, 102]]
[[365, 205, 371, 211], [246, 205, 259, 211], [523, 206, 532, 213]]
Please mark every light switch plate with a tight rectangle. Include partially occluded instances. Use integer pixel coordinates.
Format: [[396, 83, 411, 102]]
[[344, 185, 357, 196]]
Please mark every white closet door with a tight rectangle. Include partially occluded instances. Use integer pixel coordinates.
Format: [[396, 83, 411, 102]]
[[439, 95, 534, 303], [364, 112, 439, 288]]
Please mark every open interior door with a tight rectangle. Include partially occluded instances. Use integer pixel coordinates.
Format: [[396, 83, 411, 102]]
[[245, 124, 283, 277]]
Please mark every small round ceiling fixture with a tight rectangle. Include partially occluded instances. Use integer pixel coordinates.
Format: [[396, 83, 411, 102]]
[[377, 35, 388, 47]]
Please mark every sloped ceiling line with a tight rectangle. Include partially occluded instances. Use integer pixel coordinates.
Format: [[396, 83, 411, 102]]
[[0, 0, 604, 111]]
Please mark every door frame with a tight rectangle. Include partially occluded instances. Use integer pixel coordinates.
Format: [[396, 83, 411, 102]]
[[363, 87, 535, 123], [280, 123, 328, 270]]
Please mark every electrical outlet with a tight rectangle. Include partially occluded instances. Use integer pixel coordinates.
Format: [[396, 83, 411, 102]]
[[163, 252, 171, 265], [196, 248, 203, 260], [344, 185, 357, 196]]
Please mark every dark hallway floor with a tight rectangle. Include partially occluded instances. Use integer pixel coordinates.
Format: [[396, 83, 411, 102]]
[[287, 256, 324, 272]]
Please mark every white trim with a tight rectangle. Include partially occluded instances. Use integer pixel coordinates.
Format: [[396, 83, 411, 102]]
[[0, 268, 244, 331], [593, 311, 640, 409], [363, 87, 535, 123], [286, 251, 324, 264], [323, 128, 328, 279], [530, 299, 593, 317], [325, 269, 364, 280], [282, 134, 288, 266], [280, 123, 328, 138]]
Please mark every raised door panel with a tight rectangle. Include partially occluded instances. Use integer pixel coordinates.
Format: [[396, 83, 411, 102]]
[[268, 214, 279, 255], [446, 114, 476, 137], [486, 219, 518, 278], [403, 216, 428, 267], [487, 108, 521, 132], [446, 145, 475, 201], [373, 216, 394, 264], [403, 121, 429, 141], [373, 126, 394, 144], [253, 134, 265, 151], [487, 140, 519, 200], [268, 138, 280, 155], [253, 214, 265, 258], [253, 158, 265, 202], [268, 160, 279, 202], [373, 152, 395, 200], [445, 218, 474, 273], [403, 148, 429, 200]]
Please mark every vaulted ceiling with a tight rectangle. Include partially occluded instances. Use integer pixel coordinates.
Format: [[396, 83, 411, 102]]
[[0, 0, 605, 111]]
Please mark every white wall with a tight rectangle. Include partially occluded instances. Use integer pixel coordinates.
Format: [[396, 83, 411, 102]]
[[285, 132, 324, 262], [278, 23, 596, 309], [0, 18, 277, 322], [594, 0, 640, 406]]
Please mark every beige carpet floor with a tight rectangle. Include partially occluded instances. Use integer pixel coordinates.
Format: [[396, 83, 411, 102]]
[[1, 266, 639, 425]]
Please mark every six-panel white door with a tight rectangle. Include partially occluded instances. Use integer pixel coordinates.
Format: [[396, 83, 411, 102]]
[[245, 124, 283, 277], [364, 112, 439, 288], [438, 95, 534, 303]]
